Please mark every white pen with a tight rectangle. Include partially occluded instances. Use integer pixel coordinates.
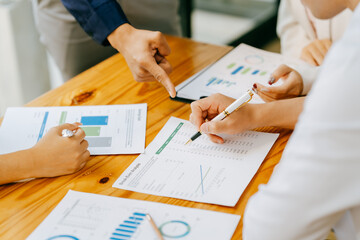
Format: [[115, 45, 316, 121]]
[[185, 90, 254, 145]]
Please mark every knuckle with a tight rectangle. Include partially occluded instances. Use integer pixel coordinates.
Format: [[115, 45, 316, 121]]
[[153, 31, 162, 40], [211, 123, 219, 133], [155, 73, 164, 83], [68, 161, 80, 172], [190, 102, 198, 110], [136, 68, 148, 79], [213, 93, 222, 99], [134, 56, 147, 66], [273, 93, 282, 99]]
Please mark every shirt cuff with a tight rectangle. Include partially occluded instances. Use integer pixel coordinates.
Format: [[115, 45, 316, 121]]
[[90, 1, 129, 45]]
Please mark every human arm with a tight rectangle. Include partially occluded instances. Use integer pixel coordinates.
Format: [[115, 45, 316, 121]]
[[0, 123, 90, 185], [61, 0, 128, 45], [301, 39, 332, 66], [61, 0, 176, 97], [243, 12, 360, 239], [189, 93, 305, 143]]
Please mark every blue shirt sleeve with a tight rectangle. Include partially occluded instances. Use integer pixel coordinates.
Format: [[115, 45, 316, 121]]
[[61, 0, 129, 46]]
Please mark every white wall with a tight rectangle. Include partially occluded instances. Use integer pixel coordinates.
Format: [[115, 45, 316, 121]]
[[0, 0, 51, 116]]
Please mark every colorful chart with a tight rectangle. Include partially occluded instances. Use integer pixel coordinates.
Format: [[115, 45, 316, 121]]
[[159, 220, 191, 238], [110, 212, 146, 240], [206, 77, 236, 87], [55, 114, 113, 148], [37, 111, 49, 141], [228, 64, 267, 76], [244, 54, 264, 65], [47, 236, 79, 240]]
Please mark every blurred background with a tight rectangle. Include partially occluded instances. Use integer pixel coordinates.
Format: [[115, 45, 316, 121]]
[[0, 0, 280, 116]]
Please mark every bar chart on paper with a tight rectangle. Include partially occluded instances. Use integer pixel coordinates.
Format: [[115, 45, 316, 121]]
[[0, 104, 147, 155], [113, 117, 279, 206], [27, 191, 240, 240], [176, 44, 311, 103]]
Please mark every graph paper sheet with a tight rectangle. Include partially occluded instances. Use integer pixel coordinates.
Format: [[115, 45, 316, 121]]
[[175, 44, 312, 103], [0, 104, 147, 155], [113, 117, 279, 206], [27, 190, 240, 240]]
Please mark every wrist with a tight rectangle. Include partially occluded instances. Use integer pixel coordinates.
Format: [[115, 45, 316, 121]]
[[25, 147, 42, 179], [247, 103, 269, 129], [107, 23, 134, 51]]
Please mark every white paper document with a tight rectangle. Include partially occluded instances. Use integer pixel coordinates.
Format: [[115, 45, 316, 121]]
[[176, 44, 311, 103], [27, 190, 240, 240], [113, 117, 279, 206], [0, 104, 147, 155]]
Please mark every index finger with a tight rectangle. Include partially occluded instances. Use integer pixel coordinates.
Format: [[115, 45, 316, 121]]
[[270, 64, 293, 84], [142, 57, 176, 98]]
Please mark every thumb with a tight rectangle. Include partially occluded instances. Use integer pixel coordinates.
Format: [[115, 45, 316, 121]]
[[270, 64, 292, 85], [200, 121, 223, 135]]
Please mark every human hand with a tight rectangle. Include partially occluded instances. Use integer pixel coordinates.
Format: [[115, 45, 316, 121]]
[[189, 93, 258, 144], [108, 23, 176, 98], [29, 123, 90, 178], [301, 39, 332, 66], [252, 64, 303, 102]]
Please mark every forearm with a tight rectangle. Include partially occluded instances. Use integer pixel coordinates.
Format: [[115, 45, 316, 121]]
[[254, 97, 305, 130], [0, 149, 36, 185]]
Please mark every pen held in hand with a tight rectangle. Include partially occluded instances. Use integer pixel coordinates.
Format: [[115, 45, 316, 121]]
[[185, 90, 254, 145]]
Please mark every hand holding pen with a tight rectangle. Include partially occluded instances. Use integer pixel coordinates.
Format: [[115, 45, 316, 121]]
[[189, 91, 255, 144]]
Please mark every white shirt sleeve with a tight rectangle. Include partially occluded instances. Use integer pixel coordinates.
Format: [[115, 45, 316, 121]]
[[243, 6, 360, 240], [277, 0, 312, 58], [290, 64, 319, 95]]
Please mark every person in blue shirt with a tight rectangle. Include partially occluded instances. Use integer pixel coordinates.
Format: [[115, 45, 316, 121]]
[[33, 0, 181, 98]]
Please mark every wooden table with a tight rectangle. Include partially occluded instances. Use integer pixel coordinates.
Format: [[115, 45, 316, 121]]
[[0, 36, 292, 239]]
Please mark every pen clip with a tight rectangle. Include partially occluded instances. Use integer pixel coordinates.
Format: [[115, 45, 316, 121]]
[[234, 90, 253, 111]]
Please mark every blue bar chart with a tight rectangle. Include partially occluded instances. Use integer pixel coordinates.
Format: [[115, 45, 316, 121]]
[[37, 111, 49, 141], [110, 212, 146, 240], [231, 66, 244, 75], [79, 116, 112, 148], [229, 64, 267, 76], [81, 116, 109, 126], [206, 77, 236, 88]]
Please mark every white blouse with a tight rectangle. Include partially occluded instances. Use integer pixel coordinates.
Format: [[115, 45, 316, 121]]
[[277, 0, 352, 58], [244, 4, 360, 240]]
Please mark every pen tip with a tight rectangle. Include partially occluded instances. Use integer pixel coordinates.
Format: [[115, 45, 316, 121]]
[[185, 139, 192, 145]]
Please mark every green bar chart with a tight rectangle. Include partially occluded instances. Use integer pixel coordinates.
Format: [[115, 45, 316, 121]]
[[80, 126, 101, 136]]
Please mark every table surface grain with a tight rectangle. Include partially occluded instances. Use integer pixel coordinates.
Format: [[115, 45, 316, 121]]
[[0, 36, 292, 239]]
